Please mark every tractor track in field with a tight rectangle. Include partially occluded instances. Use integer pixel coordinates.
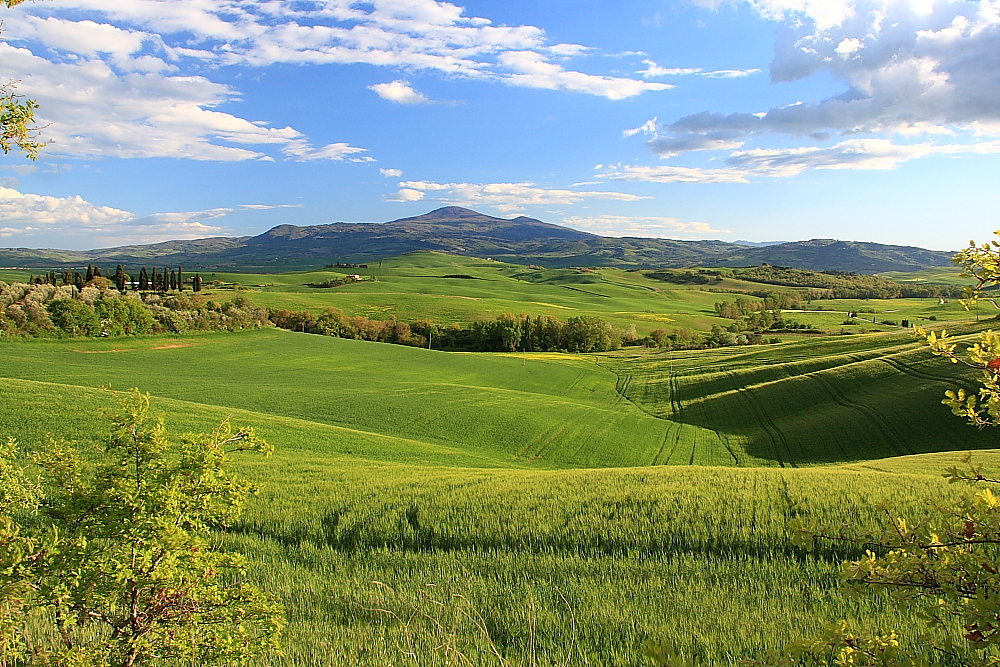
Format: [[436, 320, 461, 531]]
[[615, 375, 632, 405], [650, 424, 674, 465], [724, 367, 793, 468], [879, 355, 955, 384], [719, 432, 741, 466], [809, 370, 914, 457], [518, 422, 561, 459], [669, 373, 684, 418], [529, 426, 566, 462]]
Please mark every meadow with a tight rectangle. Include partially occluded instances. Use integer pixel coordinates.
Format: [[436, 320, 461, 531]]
[[187, 252, 975, 337], [0, 319, 997, 665]]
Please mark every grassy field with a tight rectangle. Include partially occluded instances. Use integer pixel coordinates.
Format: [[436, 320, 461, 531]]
[[188, 252, 978, 337], [1, 269, 996, 664], [1, 369, 995, 665]]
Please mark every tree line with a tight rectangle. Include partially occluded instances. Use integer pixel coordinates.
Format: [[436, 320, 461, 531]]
[[31, 264, 206, 292], [270, 307, 767, 352], [1, 280, 270, 338]]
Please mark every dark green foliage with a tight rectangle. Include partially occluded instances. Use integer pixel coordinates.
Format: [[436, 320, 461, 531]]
[[47, 299, 101, 337], [95, 296, 156, 336], [138, 267, 149, 291], [270, 308, 626, 352], [645, 270, 712, 285]]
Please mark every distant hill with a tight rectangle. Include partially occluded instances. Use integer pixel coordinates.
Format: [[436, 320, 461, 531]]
[[0, 206, 956, 273]]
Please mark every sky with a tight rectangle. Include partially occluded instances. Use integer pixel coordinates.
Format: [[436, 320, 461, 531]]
[[0, 0, 998, 251]]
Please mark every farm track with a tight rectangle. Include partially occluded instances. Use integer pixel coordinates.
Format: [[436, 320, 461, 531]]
[[879, 354, 955, 383], [807, 371, 910, 458], [723, 367, 793, 467]]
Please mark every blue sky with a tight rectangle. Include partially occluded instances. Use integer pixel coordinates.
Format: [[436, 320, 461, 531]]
[[0, 0, 997, 251]]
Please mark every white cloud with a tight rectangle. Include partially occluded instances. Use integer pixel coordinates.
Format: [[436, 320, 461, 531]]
[[725, 137, 1000, 176], [0, 43, 370, 163], [499, 51, 672, 100], [0, 186, 231, 246], [384, 188, 426, 202], [638, 59, 760, 79], [655, 0, 1000, 173], [237, 204, 303, 211], [369, 80, 431, 104], [380, 168, 404, 177], [598, 163, 752, 184], [562, 215, 728, 238], [623, 118, 658, 138], [603, 137, 1000, 183], [7, 0, 675, 101], [384, 180, 649, 212]]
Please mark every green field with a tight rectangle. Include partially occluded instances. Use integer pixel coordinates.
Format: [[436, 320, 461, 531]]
[[0, 321, 997, 665], [175, 252, 979, 342]]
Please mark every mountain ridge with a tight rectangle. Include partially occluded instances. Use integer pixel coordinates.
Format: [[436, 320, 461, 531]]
[[0, 207, 957, 274]]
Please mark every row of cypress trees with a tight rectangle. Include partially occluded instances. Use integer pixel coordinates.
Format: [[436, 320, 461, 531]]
[[30, 264, 205, 293]]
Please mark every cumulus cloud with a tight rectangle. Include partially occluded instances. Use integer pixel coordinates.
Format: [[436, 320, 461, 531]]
[[642, 0, 1000, 174], [384, 180, 649, 212], [6, 0, 676, 101], [603, 137, 1000, 183], [562, 215, 728, 238], [380, 168, 404, 177], [499, 51, 672, 100], [0, 43, 370, 162], [0, 187, 302, 247], [370, 80, 431, 104]]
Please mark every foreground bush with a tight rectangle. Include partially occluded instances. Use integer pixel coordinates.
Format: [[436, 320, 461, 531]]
[[0, 389, 285, 666]]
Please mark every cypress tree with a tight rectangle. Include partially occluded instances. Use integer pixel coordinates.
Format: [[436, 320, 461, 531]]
[[62, 271, 71, 286], [86, 264, 94, 282], [194, 274, 202, 292], [170, 270, 177, 291], [74, 272, 84, 291], [162, 268, 169, 292], [177, 266, 184, 291], [94, 266, 102, 278], [49, 270, 56, 284], [114, 266, 125, 292], [139, 267, 149, 291]]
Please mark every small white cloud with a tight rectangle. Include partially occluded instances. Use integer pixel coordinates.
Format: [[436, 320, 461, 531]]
[[283, 141, 370, 162], [369, 80, 430, 105], [380, 168, 403, 177], [623, 117, 658, 138], [385, 180, 648, 212], [563, 215, 728, 238], [499, 51, 673, 100], [383, 188, 425, 203], [238, 204, 303, 210], [834, 37, 863, 58], [598, 164, 751, 184], [639, 59, 760, 80]]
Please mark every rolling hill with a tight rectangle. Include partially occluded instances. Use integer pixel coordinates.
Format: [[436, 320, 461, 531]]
[[0, 207, 956, 273]]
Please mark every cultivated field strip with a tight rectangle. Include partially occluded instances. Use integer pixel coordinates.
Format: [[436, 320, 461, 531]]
[[603, 329, 996, 466]]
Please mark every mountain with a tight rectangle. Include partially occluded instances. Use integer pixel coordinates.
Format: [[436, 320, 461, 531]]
[[0, 207, 957, 274]]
